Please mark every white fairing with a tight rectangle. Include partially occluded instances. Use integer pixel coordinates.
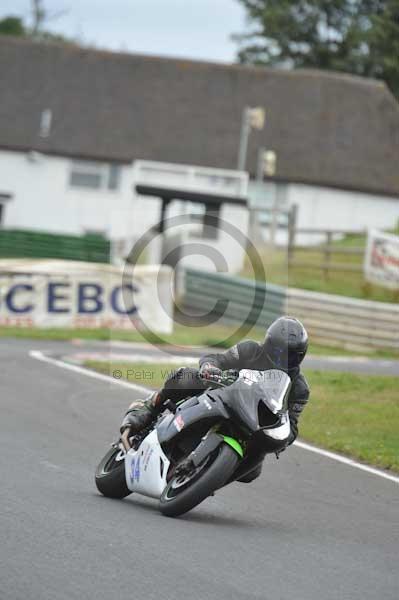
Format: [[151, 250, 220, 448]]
[[124, 429, 171, 498]]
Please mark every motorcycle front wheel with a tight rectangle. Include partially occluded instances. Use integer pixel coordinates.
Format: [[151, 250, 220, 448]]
[[159, 443, 238, 517], [95, 446, 131, 499]]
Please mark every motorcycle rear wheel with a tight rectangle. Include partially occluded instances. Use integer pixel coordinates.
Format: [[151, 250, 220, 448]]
[[95, 446, 131, 499], [159, 443, 238, 517]]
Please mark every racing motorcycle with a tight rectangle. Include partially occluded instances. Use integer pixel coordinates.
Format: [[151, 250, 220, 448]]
[[95, 368, 292, 517]]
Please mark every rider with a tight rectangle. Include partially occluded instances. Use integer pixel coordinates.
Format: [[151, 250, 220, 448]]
[[120, 316, 310, 481]]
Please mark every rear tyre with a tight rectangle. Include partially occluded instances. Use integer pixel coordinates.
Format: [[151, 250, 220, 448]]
[[95, 446, 131, 499], [159, 443, 239, 518]]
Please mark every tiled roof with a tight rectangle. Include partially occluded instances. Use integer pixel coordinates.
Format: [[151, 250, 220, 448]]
[[1, 36, 398, 196]]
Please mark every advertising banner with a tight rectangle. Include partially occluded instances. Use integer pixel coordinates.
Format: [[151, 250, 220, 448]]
[[0, 260, 173, 332], [364, 230, 399, 290]]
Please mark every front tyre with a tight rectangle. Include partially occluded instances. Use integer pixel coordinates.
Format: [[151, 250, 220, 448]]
[[95, 446, 131, 499], [159, 443, 239, 517]]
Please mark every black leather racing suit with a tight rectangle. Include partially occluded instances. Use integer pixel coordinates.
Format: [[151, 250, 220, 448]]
[[158, 340, 310, 447], [154, 340, 309, 483]]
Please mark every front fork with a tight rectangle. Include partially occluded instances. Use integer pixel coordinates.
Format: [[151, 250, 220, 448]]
[[177, 430, 244, 475], [120, 429, 131, 453]]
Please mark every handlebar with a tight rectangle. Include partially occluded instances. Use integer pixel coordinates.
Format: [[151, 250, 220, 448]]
[[199, 369, 239, 388]]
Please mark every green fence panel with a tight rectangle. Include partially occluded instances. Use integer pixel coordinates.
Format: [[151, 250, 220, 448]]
[[0, 229, 110, 263], [184, 268, 287, 329]]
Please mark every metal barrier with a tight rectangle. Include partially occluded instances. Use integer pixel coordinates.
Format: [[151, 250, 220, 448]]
[[184, 269, 399, 351], [286, 287, 399, 350], [184, 269, 285, 329]]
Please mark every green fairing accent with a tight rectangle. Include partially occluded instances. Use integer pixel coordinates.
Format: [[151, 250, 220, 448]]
[[222, 436, 244, 458]]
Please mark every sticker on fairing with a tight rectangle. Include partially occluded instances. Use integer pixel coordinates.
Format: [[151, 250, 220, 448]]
[[143, 447, 154, 471], [173, 414, 185, 432], [130, 456, 141, 482], [134, 456, 141, 481], [203, 398, 212, 411]]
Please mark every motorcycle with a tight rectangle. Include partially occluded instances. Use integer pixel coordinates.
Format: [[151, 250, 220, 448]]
[[95, 368, 292, 517]]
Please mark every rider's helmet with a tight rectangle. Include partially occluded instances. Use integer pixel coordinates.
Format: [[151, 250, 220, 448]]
[[264, 316, 308, 370]]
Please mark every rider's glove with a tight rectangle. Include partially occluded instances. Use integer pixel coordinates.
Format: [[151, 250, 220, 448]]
[[120, 394, 160, 435], [199, 362, 222, 382]]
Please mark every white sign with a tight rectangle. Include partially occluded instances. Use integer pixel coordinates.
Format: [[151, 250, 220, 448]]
[[364, 230, 399, 290], [0, 260, 174, 332], [133, 160, 248, 200]]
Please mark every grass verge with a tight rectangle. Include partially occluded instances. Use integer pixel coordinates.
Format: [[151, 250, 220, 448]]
[[84, 360, 399, 474], [0, 324, 243, 348], [242, 233, 399, 303], [300, 370, 399, 473]]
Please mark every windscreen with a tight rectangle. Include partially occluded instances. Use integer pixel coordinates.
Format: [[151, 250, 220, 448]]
[[210, 368, 292, 433], [239, 369, 291, 414]]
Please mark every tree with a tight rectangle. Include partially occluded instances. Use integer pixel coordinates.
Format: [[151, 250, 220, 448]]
[[31, 0, 46, 37], [30, 0, 71, 42], [367, 0, 399, 97], [234, 0, 399, 97], [0, 16, 26, 36], [0, 1, 75, 46]]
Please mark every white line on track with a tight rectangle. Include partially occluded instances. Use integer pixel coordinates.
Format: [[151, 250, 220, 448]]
[[30, 349, 399, 485], [68, 352, 197, 365], [29, 350, 151, 395], [294, 441, 399, 484]]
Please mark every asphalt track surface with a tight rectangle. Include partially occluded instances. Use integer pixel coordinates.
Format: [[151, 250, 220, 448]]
[[1, 339, 398, 600]]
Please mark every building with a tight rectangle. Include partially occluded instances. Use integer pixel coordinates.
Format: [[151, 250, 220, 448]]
[[0, 36, 398, 257]]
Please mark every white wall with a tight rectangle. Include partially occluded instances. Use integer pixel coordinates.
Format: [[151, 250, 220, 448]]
[[289, 183, 399, 245], [0, 149, 135, 237], [129, 195, 250, 273], [181, 203, 249, 274], [4, 148, 395, 258], [0, 150, 249, 272], [248, 179, 399, 246]]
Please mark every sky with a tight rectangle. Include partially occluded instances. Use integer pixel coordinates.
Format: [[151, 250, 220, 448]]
[[0, 0, 248, 63]]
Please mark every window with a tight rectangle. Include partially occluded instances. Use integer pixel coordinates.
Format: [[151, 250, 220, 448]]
[[108, 164, 121, 190], [0, 193, 12, 227], [69, 161, 121, 191]]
